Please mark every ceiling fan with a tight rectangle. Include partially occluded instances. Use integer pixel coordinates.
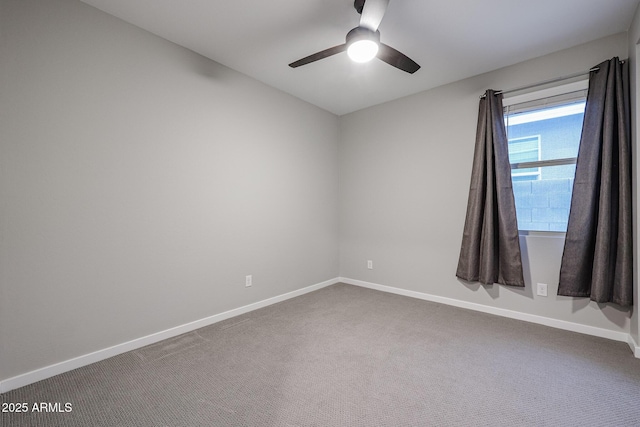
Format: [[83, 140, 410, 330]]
[[289, 0, 420, 74]]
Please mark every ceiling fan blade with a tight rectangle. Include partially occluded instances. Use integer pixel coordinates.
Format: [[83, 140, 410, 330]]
[[359, 0, 389, 31], [289, 44, 347, 68], [377, 43, 420, 74]]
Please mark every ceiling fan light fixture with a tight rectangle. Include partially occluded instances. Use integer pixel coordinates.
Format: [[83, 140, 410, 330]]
[[347, 40, 379, 63], [346, 27, 380, 63]]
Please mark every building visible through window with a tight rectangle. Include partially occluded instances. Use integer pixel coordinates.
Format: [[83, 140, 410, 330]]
[[508, 135, 541, 181], [505, 87, 586, 232]]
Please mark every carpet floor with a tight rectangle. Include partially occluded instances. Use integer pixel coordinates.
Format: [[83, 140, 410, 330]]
[[2, 283, 640, 426]]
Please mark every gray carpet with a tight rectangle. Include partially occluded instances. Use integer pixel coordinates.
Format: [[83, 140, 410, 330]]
[[2, 283, 640, 426]]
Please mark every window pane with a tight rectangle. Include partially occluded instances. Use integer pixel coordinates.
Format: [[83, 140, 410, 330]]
[[506, 102, 584, 160], [505, 97, 584, 232], [512, 165, 575, 231]]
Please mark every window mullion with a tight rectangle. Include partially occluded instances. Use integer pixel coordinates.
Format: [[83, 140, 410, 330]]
[[510, 157, 577, 170]]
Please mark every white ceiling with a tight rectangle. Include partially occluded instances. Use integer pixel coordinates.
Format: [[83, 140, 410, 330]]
[[80, 0, 639, 115]]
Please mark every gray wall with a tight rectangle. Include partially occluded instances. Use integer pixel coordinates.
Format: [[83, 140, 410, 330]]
[[0, 0, 339, 381], [339, 33, 632, 335]]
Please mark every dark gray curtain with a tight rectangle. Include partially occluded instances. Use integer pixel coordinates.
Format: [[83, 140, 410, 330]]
[[558, 57, 632, 306], [456, 90, 524, 286]]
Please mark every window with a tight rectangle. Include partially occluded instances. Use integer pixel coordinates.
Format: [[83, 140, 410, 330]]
[[504, 81, 587, 232]]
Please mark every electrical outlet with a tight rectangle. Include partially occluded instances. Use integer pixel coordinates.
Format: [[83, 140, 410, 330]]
[[245, 275, 252, 287], [367, 260, 373, 270], [536, 283, 548, 297]]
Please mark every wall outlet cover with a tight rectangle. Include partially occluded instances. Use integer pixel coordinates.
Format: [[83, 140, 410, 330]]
[[536, 283, 548, 297]]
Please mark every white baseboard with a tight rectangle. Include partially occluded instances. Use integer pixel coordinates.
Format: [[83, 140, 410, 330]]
[[340, 277, 635, 351], [629, 334, 640, 358], [0, 277, 340, 394]]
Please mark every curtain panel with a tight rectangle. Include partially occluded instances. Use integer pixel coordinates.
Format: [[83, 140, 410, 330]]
[[558, 57, 633, 307], [456, 90, 525, 286]]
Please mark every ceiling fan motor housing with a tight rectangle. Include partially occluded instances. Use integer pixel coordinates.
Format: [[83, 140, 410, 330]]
[[346, 27, 380, 46]]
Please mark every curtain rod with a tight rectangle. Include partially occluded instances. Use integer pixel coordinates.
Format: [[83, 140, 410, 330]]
[[479, 64, 615, 99]]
